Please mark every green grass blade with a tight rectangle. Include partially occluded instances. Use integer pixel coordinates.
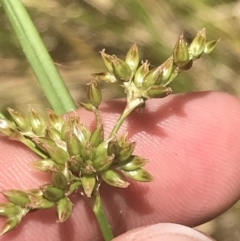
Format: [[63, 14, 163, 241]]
[[0, 0, 77, 114]]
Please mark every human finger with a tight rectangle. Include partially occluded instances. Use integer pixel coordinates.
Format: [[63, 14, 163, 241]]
[[0, 92, 240, 240]]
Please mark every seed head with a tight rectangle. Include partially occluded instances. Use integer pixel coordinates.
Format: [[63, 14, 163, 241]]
[[101, 169, 129, 188], [57, 197, 73, 222], [133, 60, 150, 88], [1, 190, 30, 207], [120, 155, 148, 171], [46, 109, 63, 132], [111, 55, 132, 82], [0, 216, 21, 235], [51, 172, 68, 190], [28, 106, 46, 136], [161, 56, 174, 84], [100, 49, 114, 73], [0, 203, 21, 218], [125, 43, 140, 74], [92, 72, 117, 83], [173, 34, 190, 68], [122, 168, 154, 182], [189, 28, 206, 58], [87, 79, 102, 108], [7, 108, 30, 132], [81, 175, 96, 197], [90, 124, 104, 147], [42, 185, 65, 202], [142, 65, 163, 89], [204, 39, 220, 55]]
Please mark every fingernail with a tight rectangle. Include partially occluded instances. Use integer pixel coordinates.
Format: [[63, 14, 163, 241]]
[[113, 223, 215, 241]]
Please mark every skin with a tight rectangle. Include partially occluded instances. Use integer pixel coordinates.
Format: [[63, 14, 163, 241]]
[[0, 91, 240, 241]]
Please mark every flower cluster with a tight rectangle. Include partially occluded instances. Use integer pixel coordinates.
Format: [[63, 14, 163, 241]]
[[94, 28, 219, 105], [0, 102, 151, 235], [0, 29, 219, 236]]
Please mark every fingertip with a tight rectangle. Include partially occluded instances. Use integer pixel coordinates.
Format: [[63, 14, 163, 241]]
[[112, 223, 215, 241]]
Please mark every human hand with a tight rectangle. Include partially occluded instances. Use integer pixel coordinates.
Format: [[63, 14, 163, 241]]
[[1, 91, 240, 241]]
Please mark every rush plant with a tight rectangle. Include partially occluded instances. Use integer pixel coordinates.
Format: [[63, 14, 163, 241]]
[[0, 1, 219, 240]]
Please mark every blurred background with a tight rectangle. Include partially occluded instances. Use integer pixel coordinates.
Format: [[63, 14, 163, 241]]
[[0, 0, 240, 240]]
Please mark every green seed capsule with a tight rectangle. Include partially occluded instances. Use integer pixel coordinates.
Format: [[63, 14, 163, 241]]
[[100, 49, 114, 73], [66, 130, 82, 156], [117, 141, 136, 162], [7, 108, 30, 132], [125, 43, 139, 74], [32, 159, 61, 172], [90, 124, 104, 147], [143, 85, 172, 99], [46, 127, 62, 141], [0, 203, 21, 217], [120, 155, 148, 171], [1, 190, 30, 207], [0, 112, 18, 136], [42, 186, 65, 202], [161, 56, 174, 83], [107, 139, 121, 156], [189, 28, 206, 58], [28, 106, 46, 136], [92, 72, 117, 83], [0, 216, 21, 235], [80, 160, 96, 175], [142, 65, 163, 90], [81, 141, 94, 160], [204, 39, 220, 55], [60, 115, 77, 141], [122, 168, 153, 182], [95, 139, 112, 157], [73, 122, 91, 146], [68, 156, 83, 173], [46, 109, 63, 132], [116, 133, 128, 147], [179, 59, 193, 71], [47, 144, 69, 165], [87, 80, 102, 108], [0, 119, 15, 136], [0, 112, 7, 120], [57, 197, 73, 223], [133, 60, 150, 88], [69, 181, 82, 194], [36, 138, 69, 165], [111, 56, 132, 82], [33, 137, 54, 153], [173, 34, 190, 67], [93, 155, 114, 172], [26, 189, 43, 199], [52, 172, 68, 190], [81, 175, 96, 197], [101, 169, 129, 188], [79, 102, 96, 112], [28, 196, 55, 209]]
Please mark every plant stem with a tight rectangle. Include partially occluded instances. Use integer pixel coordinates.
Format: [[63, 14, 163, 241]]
[[94, 108, 101, 127], [109, 98, 144, 138], [91, 189, 114, 241], [0, 0, 76, 114], [20, 138, 48, 159]]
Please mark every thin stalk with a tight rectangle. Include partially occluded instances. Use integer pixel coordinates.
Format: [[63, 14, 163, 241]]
[[91, 189, 114, 241], [109, 98, 144, 138], [0, 0, 76, 114], [20, 138, 47, 159], [94, 108, 101, 127]]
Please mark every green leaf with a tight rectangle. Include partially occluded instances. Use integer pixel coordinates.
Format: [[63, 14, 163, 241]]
[[0, 0, 76, 114]]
